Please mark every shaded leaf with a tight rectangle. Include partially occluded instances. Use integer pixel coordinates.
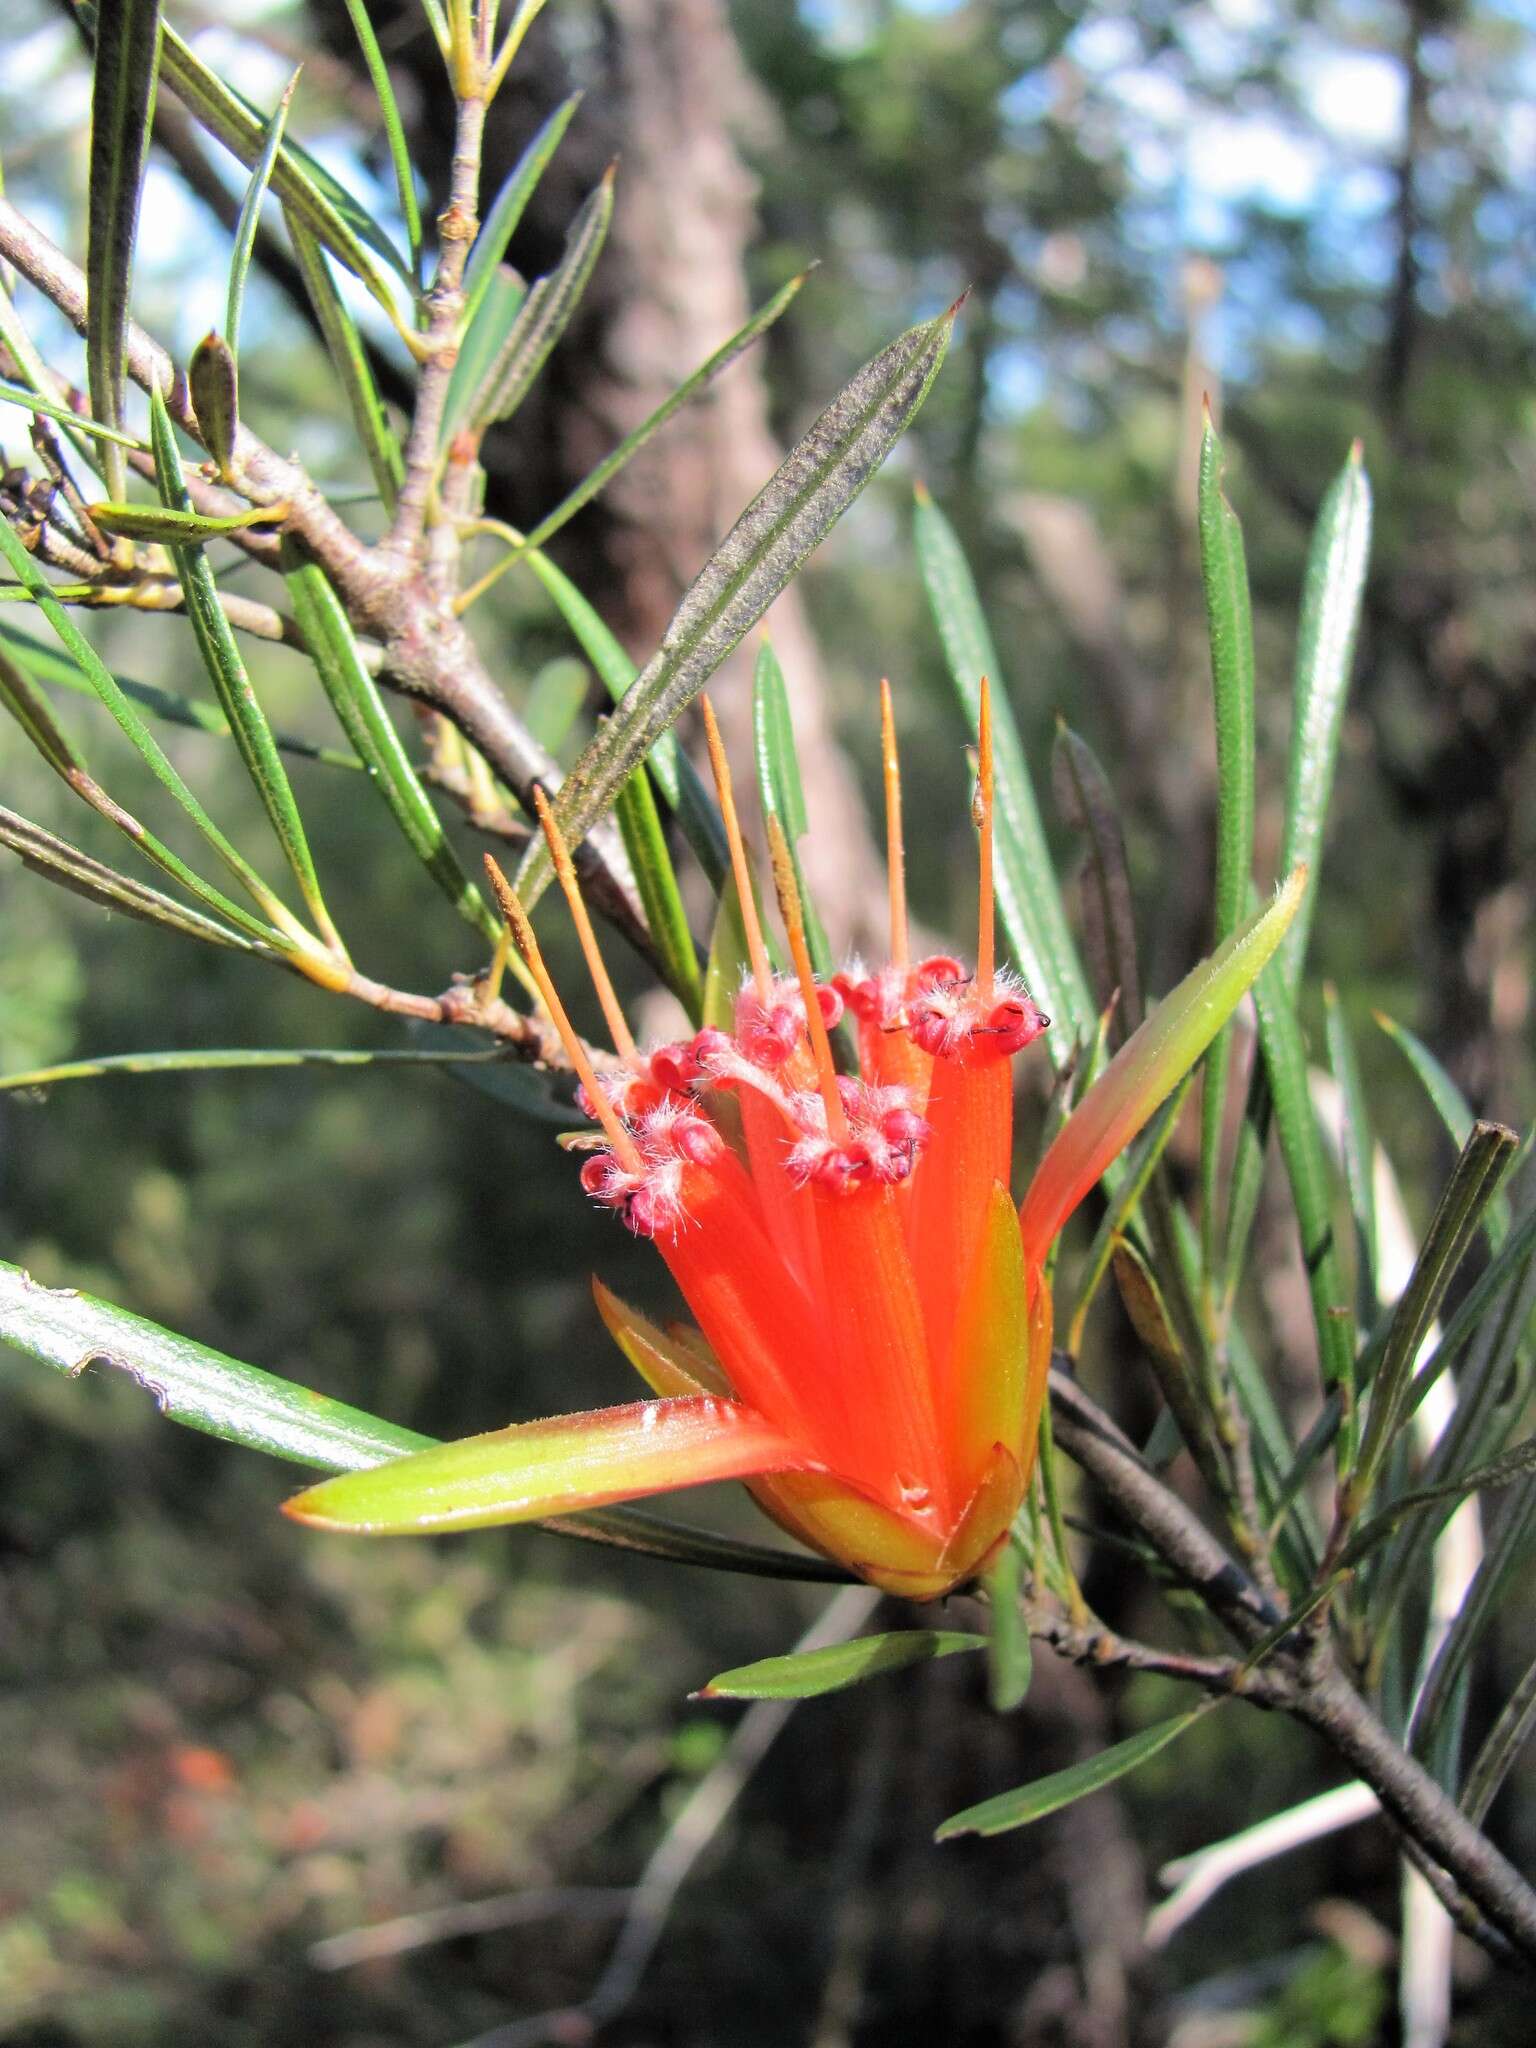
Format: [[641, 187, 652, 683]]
[[0, 804, 265, 953], [754, 638, 833, 981], [1051, 719, 1140, 1041], [281, 544, 500, 944], [85, 0, 161, 498], [149, 389, 340, 950], [285, 212, 404, 509], [936, 1708, 1213, 1839], [462, 92, 581, 328], [517, 303, 957, 909], [699, 1631, 985, 1701]]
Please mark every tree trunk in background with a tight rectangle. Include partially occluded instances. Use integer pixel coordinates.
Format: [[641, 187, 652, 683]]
[[568, 0, 887, 951]]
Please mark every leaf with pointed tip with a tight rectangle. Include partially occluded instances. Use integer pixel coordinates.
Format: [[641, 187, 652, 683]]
[[85, 0, 161, 498], [936, 1707, 1214, 1839], [0, 623, 359, 770], [283, 1397, 805, 1534], [1277, 445, 1372, 992], [1352, 1121, 1518, 1499], [521, 547, 727, 886], [281, 543, 500, 945], [1051, 719, 1140, 1042], [463, 92, 582, 327], [914, 489, 1092, 1069], [699, 1631, 985, 1701], [462, 168, 614, 434], [86, 500, 288, 541], [226, 69, 298, 358], [0, 634, 286, 946], [149, 390, 340, 950], [0, 1045, 530, 1093], [612, 764, 703, 1023], [753, 639, 833, 982], [1020, 874, 1305, 1268], [340, 0, 421, 277], [516, 304, 957, 910], [285, 212, 403, 509], [0, 1259, 840, 1580], [515, 269, 811, 557], [0, 805, 265, 953], [1376, 1012, 1511, 1251], [0, 377, 142, 448], [158, 20, 405, 304], [1195, 419, 1256, 1266]]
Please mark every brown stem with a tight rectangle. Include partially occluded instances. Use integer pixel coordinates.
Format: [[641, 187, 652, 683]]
[[0, 196, 648, 949], [383, 89, 487, 562]]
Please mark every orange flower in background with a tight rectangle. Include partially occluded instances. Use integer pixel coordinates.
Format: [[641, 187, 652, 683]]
[[287, 680, 1302, 1599]]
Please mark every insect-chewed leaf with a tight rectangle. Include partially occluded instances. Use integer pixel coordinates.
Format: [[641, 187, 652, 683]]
[[515, 303, 957, 910]]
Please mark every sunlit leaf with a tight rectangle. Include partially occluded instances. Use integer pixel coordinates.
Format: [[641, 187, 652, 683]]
[[517, 302, 957, 910], [85, 0, 160, 498]]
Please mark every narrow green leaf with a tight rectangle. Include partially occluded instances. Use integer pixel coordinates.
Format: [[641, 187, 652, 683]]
[[1221, 445, 1373, 1304], [516, 269, 811, 556], [1352, 1121, 1519, 1501], [1376, 1012, 1511, 1253], [703, 879, 752, 1034], [462, 92, 582, 328], [1050, 719, 1140, 1041], [522, 656, 589, 752], [1410, 1476, 1536, 1769], [1462, 1652, 1536, 1825], [1326, 986, 1380, 1308], [936, 1707, 1214, 1840], [339, 0, 422, 277], [285, 211, 404, 509], [699, 1631, 985, 1701], [0, 1044, 531, 1092], [85, 0, 161, 498], [517, 303, 957, 911], [280, 542, 500, 944], [0, 377, 142, 448], [753, 639, 833, 981], [612, 766, 704, 1023], [464, 167, 615, 433], [1277, 443, 1372, 992], [1195, 418, 1257, 1270], [0, 597, 290, 945], [226, 69, 298, 358], [914, 487, 1093, 1068], [0, 804, 265, 953], [149, 389, 341, 950], [1249, 956, 1358, 1457], [1065, 1077, 1191, 1355], [0, 1258, 838, 1582], [985, 1541, 1032, 1713], [441, 264, 527, 449], [158, 20, 405, 306], [521, 547, 727, 886], [1340, 1431, 1536, 1574], [86, 500, 287, 541], [0, 622, 360, 770]]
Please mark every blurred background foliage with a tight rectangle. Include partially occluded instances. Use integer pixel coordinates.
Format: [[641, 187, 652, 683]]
[[1, 0, 1533, 2041]]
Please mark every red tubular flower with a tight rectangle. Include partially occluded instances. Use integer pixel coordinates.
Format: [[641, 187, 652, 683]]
[[286, 684, 1302, 1600]]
